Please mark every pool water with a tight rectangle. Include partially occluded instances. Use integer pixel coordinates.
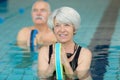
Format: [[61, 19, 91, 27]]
[[0, 0, 120, 80]]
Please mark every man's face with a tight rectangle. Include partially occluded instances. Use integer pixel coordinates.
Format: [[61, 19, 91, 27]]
[[32, 2, 50, 25]]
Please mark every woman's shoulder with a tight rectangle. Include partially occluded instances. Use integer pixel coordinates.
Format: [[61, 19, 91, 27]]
[[81, 47, 91, 53], [38, 45, 50, 59], [38, 44, 54, 55], [39, 45, 50, 53], [80, 46, 92, 58], [76, 43, 91, 55], [77, 47, 92, 66]]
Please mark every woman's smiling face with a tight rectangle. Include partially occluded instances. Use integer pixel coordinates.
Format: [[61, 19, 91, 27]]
[[53, 19, 74, 43]]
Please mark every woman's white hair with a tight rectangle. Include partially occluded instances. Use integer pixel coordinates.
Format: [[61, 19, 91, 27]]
[[47, 6, 81, 31]]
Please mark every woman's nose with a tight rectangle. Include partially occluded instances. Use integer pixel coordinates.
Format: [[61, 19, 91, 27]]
[[59, 25, 65, 32]]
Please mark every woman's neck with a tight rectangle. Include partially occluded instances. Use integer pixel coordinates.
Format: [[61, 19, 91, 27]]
[[62, 41, 75, 54]]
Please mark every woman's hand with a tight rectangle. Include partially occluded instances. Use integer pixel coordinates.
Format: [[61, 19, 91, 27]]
[[61, 46, 68, 65], [49, 53, 55, 70]]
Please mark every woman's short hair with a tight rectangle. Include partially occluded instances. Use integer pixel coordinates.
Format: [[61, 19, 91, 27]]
[[48, 7, 81, 31]]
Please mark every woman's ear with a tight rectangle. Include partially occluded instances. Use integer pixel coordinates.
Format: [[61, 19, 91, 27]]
[[73, 31, 76, 35], [52, 28, 54, 31], [73, 27, 76, 35]]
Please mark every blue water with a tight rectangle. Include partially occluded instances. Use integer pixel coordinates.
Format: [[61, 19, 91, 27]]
[[0, 0, 120, 80]]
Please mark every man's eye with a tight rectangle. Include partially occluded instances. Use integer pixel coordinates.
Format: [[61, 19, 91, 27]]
[[33, 9, 38, 12], [41, 9, 47, 12]]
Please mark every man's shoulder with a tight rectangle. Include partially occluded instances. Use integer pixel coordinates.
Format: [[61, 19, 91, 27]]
[[18, 27, 34, 33], [46, 29, 54, 35], [20, 27, 31, 32]]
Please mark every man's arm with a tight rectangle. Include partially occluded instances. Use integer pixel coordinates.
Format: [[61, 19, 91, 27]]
[[17, 27, 30, 49]]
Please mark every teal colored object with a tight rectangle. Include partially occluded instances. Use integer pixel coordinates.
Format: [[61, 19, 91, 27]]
[[44, 0, 48, 2], [19, 8, 25, 14], [55, 43, 64, 80], [0, 17, 4, 24]]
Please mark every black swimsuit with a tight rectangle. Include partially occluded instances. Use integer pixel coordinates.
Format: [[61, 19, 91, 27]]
[[48, 44, 82, 80]]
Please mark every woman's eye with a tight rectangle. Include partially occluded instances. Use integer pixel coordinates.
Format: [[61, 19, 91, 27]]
[[64, 24, 70, 27], [55, 24, 60, 27]]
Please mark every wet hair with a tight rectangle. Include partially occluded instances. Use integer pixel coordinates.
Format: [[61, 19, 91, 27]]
[[48, 7, 81, 31]]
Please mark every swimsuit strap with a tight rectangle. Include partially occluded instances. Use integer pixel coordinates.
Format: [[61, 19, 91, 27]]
[[70, 45, 82, 71], [48, 45, 53, 64]]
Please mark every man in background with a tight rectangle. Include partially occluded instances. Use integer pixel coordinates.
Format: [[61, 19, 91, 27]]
[[17, 0, 56, 51]]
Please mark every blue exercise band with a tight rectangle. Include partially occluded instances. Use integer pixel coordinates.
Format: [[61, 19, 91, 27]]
[[30, 29, 38, 52]]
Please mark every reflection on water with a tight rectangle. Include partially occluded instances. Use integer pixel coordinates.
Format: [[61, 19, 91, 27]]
[[8, 44, 39, 79], [90, 45, 109, 80], [10, 46, 38, 67], [90, 45, 120, 80], [0, 0, 8, 13]]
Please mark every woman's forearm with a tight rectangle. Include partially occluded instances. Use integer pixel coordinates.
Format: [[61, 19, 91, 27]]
[[63, 61, 75, 79], [38, 64, 55, 79], [77, 70, 92, 80]]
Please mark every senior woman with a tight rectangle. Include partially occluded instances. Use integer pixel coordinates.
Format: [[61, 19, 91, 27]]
[[38, 7, 92, 80]]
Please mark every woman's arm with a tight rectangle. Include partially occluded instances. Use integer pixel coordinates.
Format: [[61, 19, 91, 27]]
[[62, 60, 77, 79], [38, 46, 55, 79], [61, 46, 76, 79], [76, 48, 92, 80], [17, 27, 30, 49]]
